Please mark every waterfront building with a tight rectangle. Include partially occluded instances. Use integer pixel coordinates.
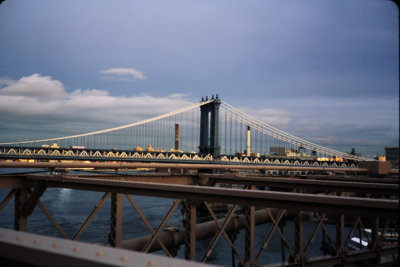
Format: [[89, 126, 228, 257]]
[[385, 147, 399, 169]]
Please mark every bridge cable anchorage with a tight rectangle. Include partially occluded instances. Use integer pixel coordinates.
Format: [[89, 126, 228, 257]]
[[0, 100, 213, 146], [220, 101, 373, 161]]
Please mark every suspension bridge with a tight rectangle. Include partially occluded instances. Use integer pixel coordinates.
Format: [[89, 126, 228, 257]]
[[0, 95, 397, 267], [0, 95, 373, 167]]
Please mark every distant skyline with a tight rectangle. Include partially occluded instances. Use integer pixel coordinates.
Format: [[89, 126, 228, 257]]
[[0, 0, 398, 157]]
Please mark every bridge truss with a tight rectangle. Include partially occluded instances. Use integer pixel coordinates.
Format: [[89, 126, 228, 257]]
[[0, 164, 398, 266]]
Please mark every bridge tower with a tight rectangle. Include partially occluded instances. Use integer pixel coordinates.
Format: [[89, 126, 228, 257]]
[[199, 95, 221, 157]]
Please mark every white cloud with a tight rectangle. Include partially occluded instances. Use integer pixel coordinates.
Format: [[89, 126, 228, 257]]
[[99, 67, 146, 81], [0, 73, 66, 99], [0, 74, 192, 139]]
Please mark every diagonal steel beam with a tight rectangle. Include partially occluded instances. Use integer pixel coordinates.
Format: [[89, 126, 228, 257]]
[[22, 182, 47, 216], [121, 208, 277, 253], [125, 194, 172, 257], [201, 204, 239, 263], [315, 213, 337, 252], [143, 199, 181, 253], [0, 189, 16, 211], [304, 212, 327, 254], [203, 201, 244, 265], [256, 208, 291, 261], [72, 192, 110, 240], [344, 216, 361, 248], [37, 201, 69, 239]]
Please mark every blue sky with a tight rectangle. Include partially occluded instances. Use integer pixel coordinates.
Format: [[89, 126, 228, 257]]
[[0, 0, 398, 157]]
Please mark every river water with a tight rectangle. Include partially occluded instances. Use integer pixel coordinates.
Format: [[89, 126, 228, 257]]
[[0, 169, 355, 266]]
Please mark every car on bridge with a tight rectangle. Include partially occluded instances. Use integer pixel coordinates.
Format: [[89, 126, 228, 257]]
[[41, 143, 60, 149]]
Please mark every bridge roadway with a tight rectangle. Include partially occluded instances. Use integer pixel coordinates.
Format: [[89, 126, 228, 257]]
[[0, 160, 366, 173], [0, 160, 398, 266], [0, 145, 360, 169]]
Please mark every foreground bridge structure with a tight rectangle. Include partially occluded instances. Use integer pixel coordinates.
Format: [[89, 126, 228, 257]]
[[0, 96, 398, 266], [0, 161, 398, 266]]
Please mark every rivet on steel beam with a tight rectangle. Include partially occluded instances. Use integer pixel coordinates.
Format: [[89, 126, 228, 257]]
[[121, 256, 129, 262], [34, 239, 41, 245], [96, 251, 104, 257], [148, 260, 157, 267], [16, 236, 23, 241], [73, 247, 81, 253], [53, 243, 61, 248]]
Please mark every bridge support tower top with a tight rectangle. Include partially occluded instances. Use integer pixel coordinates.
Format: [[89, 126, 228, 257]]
[[199, 95, 221, 157]]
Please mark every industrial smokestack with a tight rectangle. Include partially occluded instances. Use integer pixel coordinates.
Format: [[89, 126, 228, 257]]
[[175, 124, 179, 150], [246, 125, 251, 156]]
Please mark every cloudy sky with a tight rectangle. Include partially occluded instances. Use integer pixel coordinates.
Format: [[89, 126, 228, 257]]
[[0, 0, 398, 157]]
